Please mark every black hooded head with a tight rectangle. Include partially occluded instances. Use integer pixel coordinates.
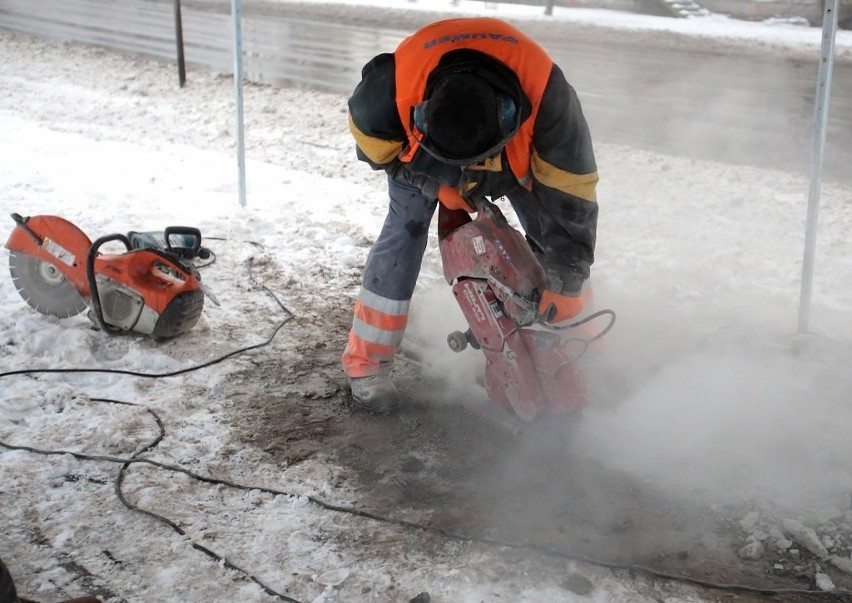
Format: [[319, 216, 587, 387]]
[[423, 73, 501, 161], [413, 51, 526, 165]]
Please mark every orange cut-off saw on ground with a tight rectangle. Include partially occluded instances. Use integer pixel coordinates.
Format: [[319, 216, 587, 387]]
[[5, 212, 213, 339]]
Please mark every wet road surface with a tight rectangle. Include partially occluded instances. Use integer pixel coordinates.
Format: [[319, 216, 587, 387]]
[[1, 0, 849, 182]]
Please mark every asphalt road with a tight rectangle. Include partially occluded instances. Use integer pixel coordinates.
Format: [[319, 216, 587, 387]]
[[1, 0, 849, 182]]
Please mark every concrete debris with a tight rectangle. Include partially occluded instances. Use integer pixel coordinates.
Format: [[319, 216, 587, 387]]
[[738, 541, 765, 560], [782, 518, 830, 559], [831, 556, 852, 575], [739, 511, 759, 531], [815, 572, 836, 591], [729, 504, 852, 588]]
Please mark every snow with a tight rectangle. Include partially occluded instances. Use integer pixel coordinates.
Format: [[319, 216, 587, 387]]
[[2, 1, 852, 602]]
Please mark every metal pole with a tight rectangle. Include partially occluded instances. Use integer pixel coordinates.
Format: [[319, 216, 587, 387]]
[[173, 0, 186, 87], [231, 0, 247, 207], [797, 0, 838, 335]]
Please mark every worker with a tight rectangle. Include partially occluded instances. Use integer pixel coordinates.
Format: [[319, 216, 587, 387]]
[[342, 17, 598, 413]]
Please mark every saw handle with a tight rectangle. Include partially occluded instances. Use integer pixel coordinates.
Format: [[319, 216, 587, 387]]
[[86, 234, 133, 334], [164, 226, 203, 258], [90, 233, 132, 253], [10, 213, 43, 245]]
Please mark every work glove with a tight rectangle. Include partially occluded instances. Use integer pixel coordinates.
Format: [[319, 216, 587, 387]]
[[538, 289, 583, 323], [388, 162, 439, 200], [437, 185, 475, 212]]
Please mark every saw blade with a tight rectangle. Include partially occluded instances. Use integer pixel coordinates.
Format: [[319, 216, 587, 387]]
[[8, 251, 89, 318]]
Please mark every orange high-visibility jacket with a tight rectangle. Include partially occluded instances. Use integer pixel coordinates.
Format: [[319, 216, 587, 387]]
[[347, 17, 599, 294]]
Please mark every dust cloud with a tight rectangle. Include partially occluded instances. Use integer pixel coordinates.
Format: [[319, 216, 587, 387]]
[[563, 56, 852, 514], [576, 315, 852, 512], [407, 263, 852, 518]]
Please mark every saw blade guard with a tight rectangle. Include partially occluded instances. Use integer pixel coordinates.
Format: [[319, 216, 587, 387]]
[[5, 213, 93, 296], [439, 202, 593, 420], [449, 277, 590, 420], [439, 201, 547, 313], [6, 214, 94, 317]]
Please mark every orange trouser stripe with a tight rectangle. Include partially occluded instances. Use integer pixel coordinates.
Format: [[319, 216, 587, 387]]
[[342, 331, 398, 378], [353, 299, 409, 333], [342, 288, 411, 378]]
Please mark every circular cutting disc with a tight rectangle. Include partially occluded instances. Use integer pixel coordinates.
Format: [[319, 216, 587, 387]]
[[8, 251, 89, 318]]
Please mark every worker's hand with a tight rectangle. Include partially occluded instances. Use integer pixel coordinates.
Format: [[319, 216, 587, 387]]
[[388, 163, 439, 199], [437, 185, 475, 212], [538, 289, 583, 323]]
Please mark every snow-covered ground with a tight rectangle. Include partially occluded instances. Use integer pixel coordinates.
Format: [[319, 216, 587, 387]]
[[2, 2, 852, 602]]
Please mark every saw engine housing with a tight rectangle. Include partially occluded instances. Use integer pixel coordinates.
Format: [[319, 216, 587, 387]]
[[6, 213, 204, 339], [439, 202, 590, 421]]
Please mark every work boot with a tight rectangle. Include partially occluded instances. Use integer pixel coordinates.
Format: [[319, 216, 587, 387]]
[[348, 375, 400, 414]]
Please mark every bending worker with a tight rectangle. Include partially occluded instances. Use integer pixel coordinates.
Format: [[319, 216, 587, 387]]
[[342, 17, 599, 413]]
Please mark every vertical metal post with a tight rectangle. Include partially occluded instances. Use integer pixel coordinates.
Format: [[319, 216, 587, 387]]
[[797, 0, 838, 334], [231, 0, 247, 207], [173, 0, 186, 87]]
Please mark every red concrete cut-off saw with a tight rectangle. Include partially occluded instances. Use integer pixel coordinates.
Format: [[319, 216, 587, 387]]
[[438, 200, 615, 421], [5, 213, 211, 339]]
